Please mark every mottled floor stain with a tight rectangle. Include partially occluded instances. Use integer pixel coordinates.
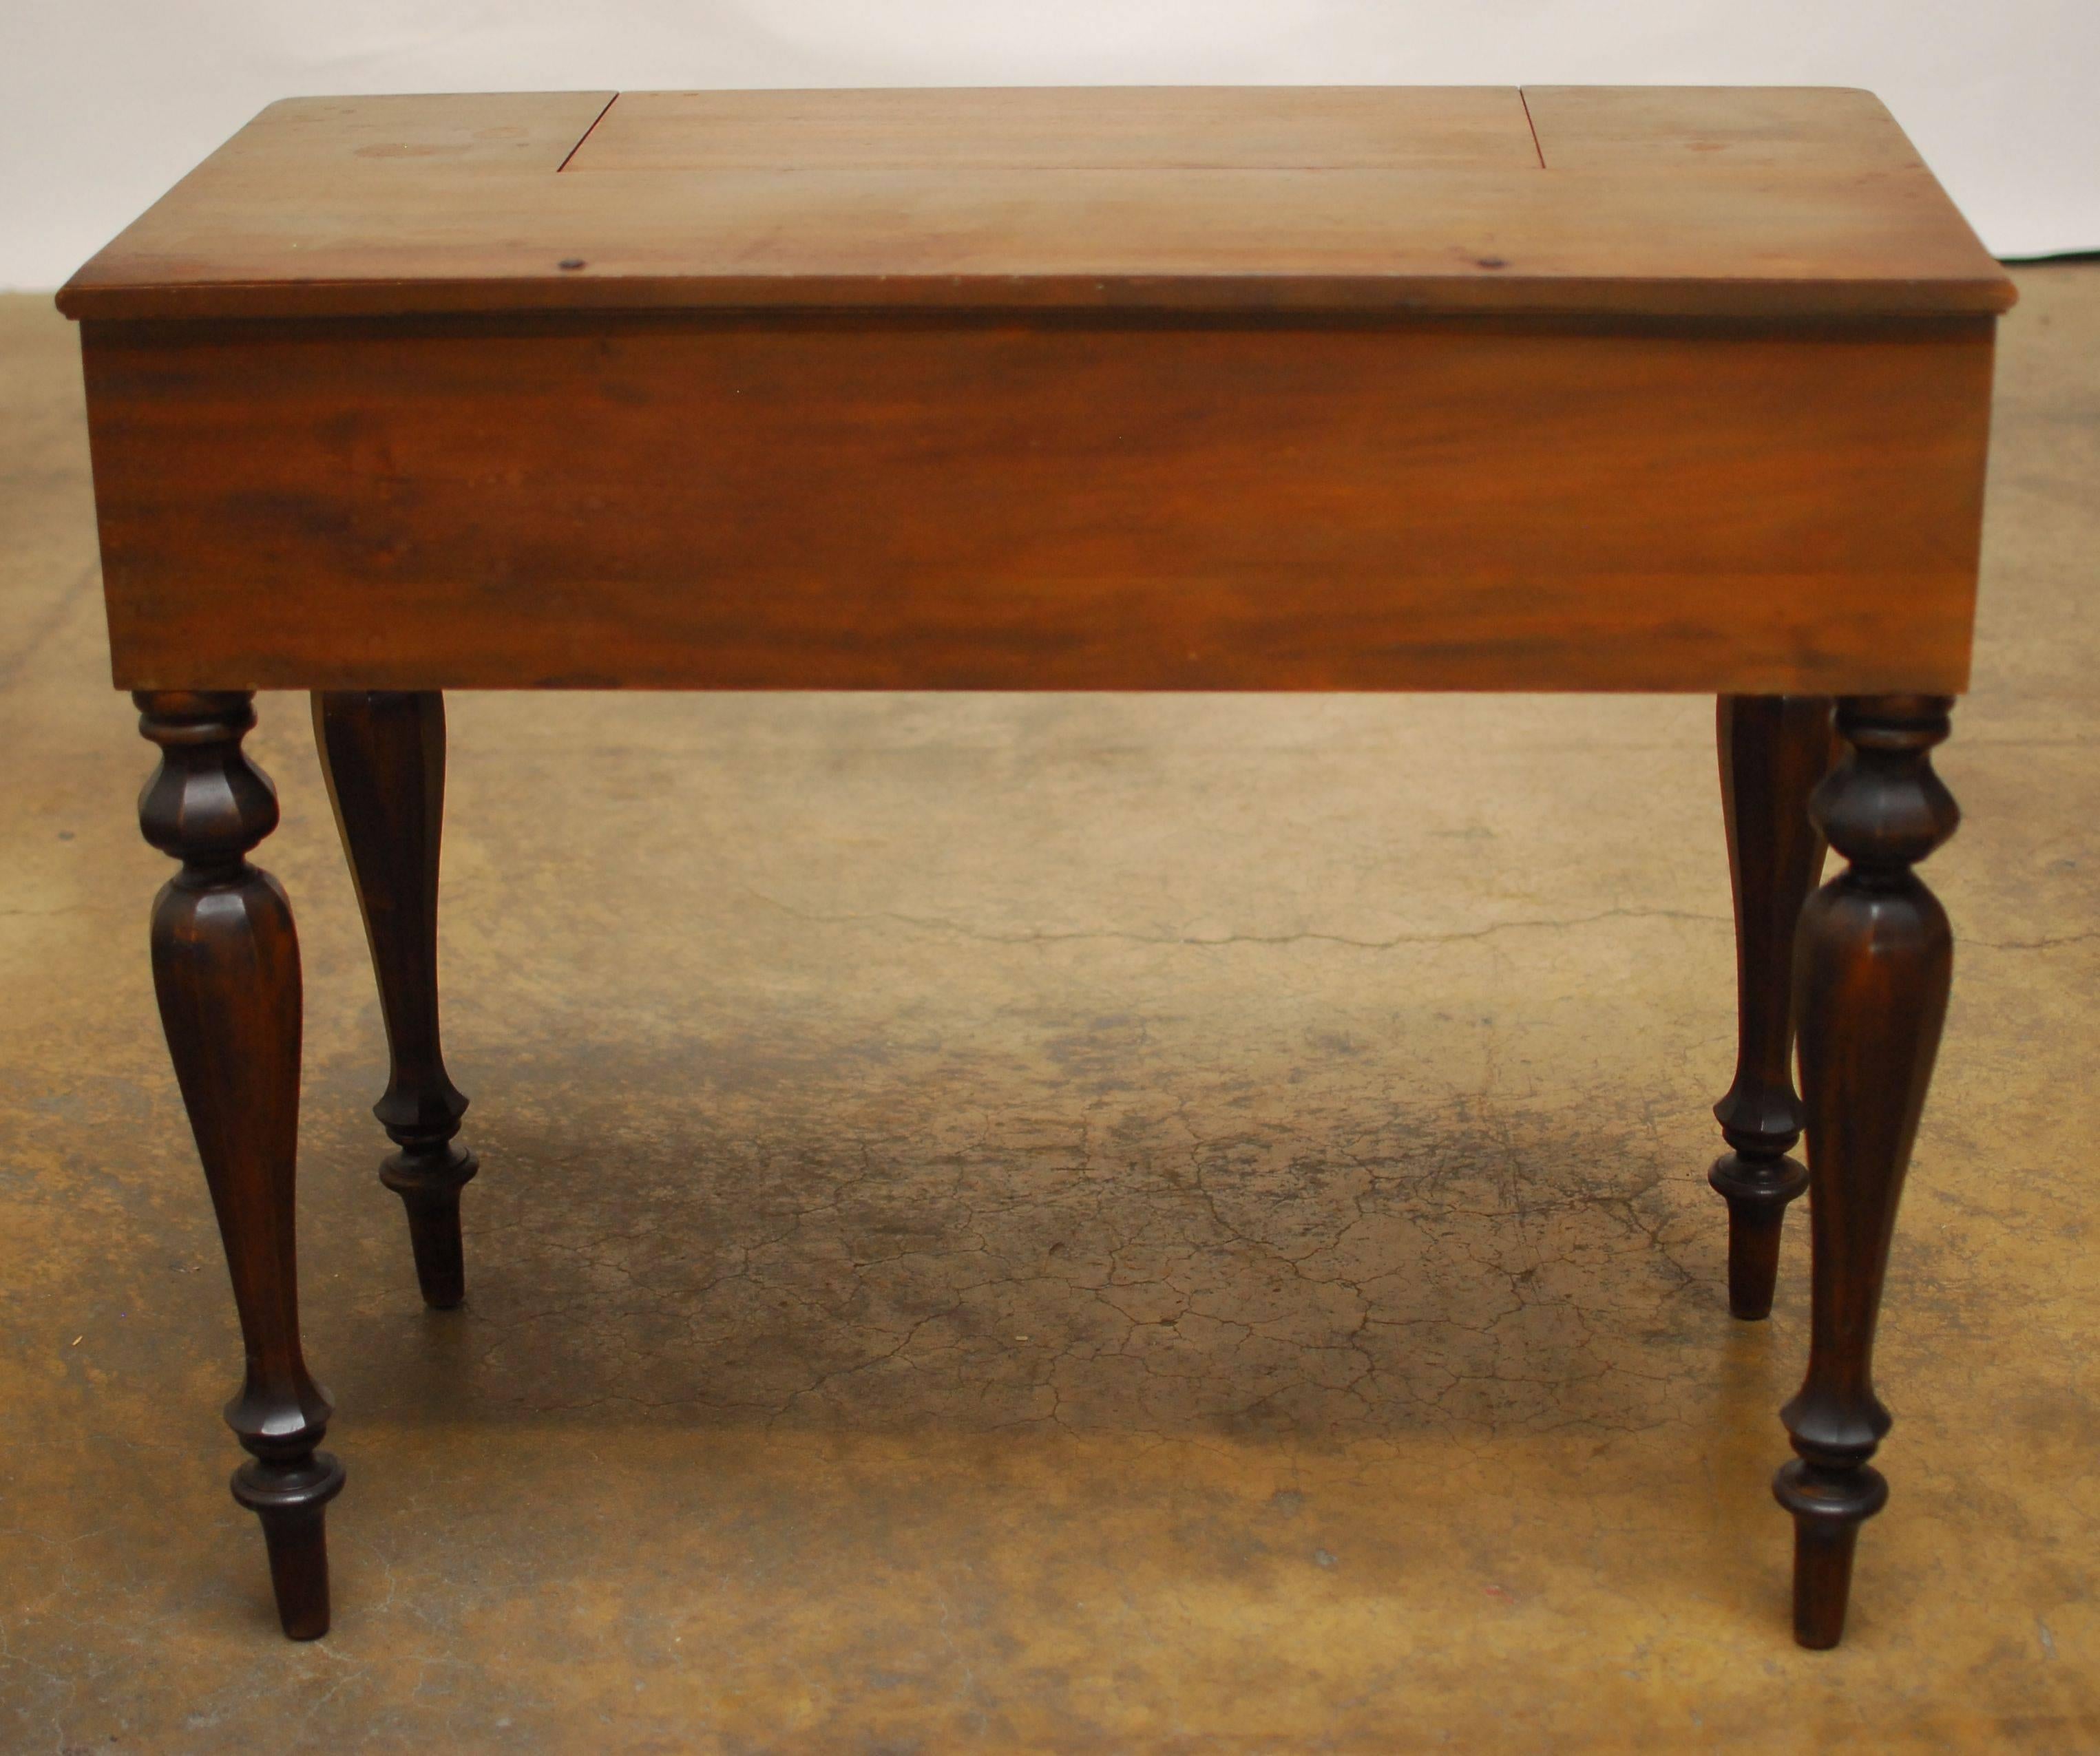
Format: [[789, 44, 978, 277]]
[[1, 274, 2097, 1752]]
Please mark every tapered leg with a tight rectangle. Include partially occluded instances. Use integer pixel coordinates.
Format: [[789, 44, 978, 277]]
[[1711, 696, 1838, 1319], [313, 691, 476, 1309], [1774, 694, 1959, 1649], [138, 691, 343, 1640]]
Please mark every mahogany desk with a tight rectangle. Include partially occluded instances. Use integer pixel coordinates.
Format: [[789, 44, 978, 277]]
[[56, 86, 2013, 1649]]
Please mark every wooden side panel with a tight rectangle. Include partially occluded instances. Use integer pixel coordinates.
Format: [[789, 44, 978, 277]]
[[83, 315, 1994, 694]]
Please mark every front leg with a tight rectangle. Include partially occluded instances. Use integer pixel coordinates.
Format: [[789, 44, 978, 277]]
[[1711, 696, 1837, 1318], [1776, 694, 1959, 1648], [138, 691, 343, 1640], [313, 691, 476, 1309]]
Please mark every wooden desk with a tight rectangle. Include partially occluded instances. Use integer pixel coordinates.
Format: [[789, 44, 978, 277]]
[[57, 86, 2013, 1650]]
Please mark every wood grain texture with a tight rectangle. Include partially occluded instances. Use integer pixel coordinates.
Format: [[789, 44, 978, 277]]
[[1522, 85, 1932, 171], [567, 87, 1542, 170], [81, 311, 1995, 695], [54, 88, 2013, 322]]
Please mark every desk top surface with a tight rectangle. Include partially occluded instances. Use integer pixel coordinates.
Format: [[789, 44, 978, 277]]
[[58, 86, 2013, 324]]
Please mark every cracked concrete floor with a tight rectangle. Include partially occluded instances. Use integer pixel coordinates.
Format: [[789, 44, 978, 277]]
[[1, 270, 2097, 1753]]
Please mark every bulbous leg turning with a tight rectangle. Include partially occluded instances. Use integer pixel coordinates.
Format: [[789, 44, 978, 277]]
[[138, 690, 341, 1639], [1776, 693, 1958, 1648]]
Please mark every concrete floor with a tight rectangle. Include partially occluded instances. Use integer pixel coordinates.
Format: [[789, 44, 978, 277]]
[[0, 271, 2094, 1753]]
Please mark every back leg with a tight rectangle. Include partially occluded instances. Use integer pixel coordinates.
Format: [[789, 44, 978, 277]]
[[314, 691, 477, 1309], [1710, 695, 1837, 1320]]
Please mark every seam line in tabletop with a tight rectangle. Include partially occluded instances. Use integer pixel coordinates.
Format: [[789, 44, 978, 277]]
[[1519, 89, 1546, 169], [554, 92, 620, 173]]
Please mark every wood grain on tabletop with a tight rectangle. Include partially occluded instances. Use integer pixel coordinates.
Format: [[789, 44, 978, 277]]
[[56, 87, 2014, 321]]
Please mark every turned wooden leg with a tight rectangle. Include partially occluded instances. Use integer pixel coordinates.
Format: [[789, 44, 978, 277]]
[[1774, 694, 1958, 1649], [313, 691, 476, 1309], [138, 691, 343, 1640], [1711, 695, 1838, 1319]]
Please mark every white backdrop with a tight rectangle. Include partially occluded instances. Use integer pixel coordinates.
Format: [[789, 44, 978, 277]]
[[4, 0, 2096, 288]]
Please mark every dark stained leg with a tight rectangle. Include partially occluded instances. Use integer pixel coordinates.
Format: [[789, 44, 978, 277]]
[[313, 691, 476, 1309], [1774, 694, 1959, 1649], [138, 691, 343, 1640], [1710, 695, 1838, 1320]]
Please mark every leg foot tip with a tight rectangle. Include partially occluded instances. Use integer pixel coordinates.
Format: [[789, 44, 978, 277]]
[[1711, 1152, 1807, 1321], [384, 1143, 475, 1309], [407, 1229, 468, 1309], [233, 1452, 346, 1641], [1775, 1459, 1885, 1651], [280, 1603, 333, 1641]]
